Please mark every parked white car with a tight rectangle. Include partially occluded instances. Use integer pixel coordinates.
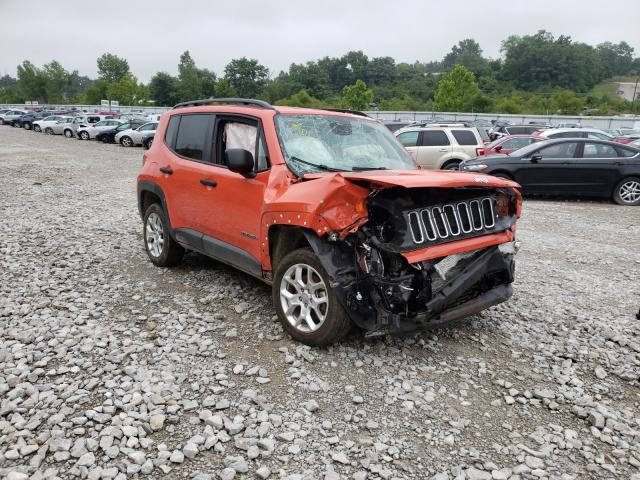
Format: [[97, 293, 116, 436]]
[[0, 109, 28, 125], [115, 122, 158, 147], [394, 123, 485, 170], [76, 119, 124, 140], [537, 128, 613, 140], [32, 116, 73, 134]]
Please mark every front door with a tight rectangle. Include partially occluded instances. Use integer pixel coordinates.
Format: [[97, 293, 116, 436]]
[[515, 141, 580, 194]]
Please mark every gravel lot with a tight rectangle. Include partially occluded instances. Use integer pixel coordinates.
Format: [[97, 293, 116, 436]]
[[1, 125, 639, 480]]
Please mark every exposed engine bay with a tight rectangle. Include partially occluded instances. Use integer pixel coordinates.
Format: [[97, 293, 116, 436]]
[[304, 186, 520, 334]]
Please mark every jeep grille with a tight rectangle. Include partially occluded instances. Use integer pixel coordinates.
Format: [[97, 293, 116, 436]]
[[407, 196, 499, 246]]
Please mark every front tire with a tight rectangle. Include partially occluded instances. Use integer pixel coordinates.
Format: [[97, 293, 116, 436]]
[[101, 135, 110, 143], [120, 136, 133, 147], [24, 123, 32, 130], [613, 177, 640, 206], [273, 248, 352, 346], [143, 137, 153, 150], [64, 129, 73, 138], [143, 203, 184, 267], [79, 130, 90, 140], [33, 125, 42, 132], [442, 161, 461, 171], [44, 127, 53, 135]]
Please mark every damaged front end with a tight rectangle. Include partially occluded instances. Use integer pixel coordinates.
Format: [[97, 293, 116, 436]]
[[305, 185, 520, 334]]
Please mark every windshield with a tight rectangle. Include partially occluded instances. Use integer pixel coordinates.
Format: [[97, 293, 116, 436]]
[[276, 114, 416, 175]]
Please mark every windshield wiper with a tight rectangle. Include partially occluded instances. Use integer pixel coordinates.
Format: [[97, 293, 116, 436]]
[[351, 166, 388, 171], [289, 156, 347, 173]]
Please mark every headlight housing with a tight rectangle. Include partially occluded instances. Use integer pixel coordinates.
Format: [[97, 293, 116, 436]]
[[464, 164, 488, 171]]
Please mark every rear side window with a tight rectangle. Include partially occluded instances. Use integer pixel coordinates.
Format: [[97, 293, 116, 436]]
[[617, 147, 638, 157], [164, 116, 180, 148], [451, 130, 478, 146], [548, 131, 585, 139], [397, 131, 419, 147], [173, 114, 213, 161], [582, 143, 618, 158], [421, 130, 450, 146]]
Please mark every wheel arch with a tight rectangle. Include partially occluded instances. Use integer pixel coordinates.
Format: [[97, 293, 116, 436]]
[[137, 181, 174, 234]]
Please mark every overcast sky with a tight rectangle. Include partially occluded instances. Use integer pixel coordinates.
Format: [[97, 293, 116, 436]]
[[1, 0, 639, 82]]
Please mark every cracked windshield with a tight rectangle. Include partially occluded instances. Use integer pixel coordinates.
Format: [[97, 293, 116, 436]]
[[276, 114, 417, 175]]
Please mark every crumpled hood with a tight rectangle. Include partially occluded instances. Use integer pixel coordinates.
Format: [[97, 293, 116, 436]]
[[303, 169, 519, 189]]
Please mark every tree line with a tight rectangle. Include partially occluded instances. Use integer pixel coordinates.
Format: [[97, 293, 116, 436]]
[[1, 30, 638, 115]]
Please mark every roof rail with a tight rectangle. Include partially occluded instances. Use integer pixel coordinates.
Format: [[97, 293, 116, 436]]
[[323, 108, 370, 118], [412, 121, 473, 128], [172, 98, 275, 110]]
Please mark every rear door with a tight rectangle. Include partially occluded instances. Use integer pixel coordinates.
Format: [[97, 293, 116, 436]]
[[515, 141, 581, 194], [568, 142, 619, 195], [416, 130, 452, 169]]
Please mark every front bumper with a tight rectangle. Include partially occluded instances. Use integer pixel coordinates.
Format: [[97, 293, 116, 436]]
[[358, 243, 516, 334]]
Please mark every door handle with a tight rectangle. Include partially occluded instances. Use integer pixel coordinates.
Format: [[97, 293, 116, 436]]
[[439, 148, 449, 152], [200, 179, 217, 187], [159, 167, 173, 175]]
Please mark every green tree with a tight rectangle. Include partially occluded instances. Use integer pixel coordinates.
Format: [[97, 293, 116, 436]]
[[224, 57, 269, 98], [551, 89, 583, 114], [83, 79, 109, 104], [275, 89, 325, 108], [596, 41, 635, 77], [500, 31, 600, 92], [96, 53, 130, 83], [106, 75, 148, 105], [443, 39, 490, 77], [495, 95, 525, 113], [149, 72, 179, 106], [341, 80, 373, 110], [16, 61, 46, 101], [212, 79, 238, 98], [434, 65, 480, 111]]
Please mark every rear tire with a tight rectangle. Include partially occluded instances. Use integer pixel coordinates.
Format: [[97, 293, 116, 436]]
[[24, 123, 32, 130], [143, 203, 184, 267], [101, 135, 110, 143], [143, 137, 153, 150], [64, 129, 73, 138], [44, 127, 53, 135], [79, 130, 89, 140], [613, 177, 640, 206], [273, 248, 352, 346]]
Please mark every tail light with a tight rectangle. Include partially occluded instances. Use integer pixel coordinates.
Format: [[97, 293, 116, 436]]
[[476, 148, 485, 156]]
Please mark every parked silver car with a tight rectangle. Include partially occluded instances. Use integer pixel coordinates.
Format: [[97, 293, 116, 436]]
[[0, 109, 28, 125], [76, 119, 124, 140], [115, 122, 158, 147], [54, 115, 106, 138], [33, 116, 73, 134]]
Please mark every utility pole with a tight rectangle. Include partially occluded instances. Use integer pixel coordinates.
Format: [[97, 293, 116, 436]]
[[631, 75, 639, 114]]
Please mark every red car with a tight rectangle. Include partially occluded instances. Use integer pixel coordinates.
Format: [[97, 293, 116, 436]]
[[612, 135, 640, 145], [137, 99, 522, 345], [477, 135, 545, 156]]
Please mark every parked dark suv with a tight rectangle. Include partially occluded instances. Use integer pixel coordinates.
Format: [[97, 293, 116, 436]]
[[137, 99, 522, 346]]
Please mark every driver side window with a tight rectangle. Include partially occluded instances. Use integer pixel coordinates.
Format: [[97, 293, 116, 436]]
[[215, 118, 269, 172]]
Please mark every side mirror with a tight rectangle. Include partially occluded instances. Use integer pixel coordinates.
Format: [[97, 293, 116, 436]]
[[225, 148, 255, 178], [530, 154, 542, 163], [494, 145, 503, 152]]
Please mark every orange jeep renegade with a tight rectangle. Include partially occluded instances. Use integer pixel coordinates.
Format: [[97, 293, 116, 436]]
[[137, 99, 522, 346]]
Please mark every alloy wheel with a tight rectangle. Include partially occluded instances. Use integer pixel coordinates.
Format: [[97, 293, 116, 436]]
[[279, 263, 329, 333], [619, 179, 640, 204], [80, 131, 89, 140], [145, 212, 165, 258]]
